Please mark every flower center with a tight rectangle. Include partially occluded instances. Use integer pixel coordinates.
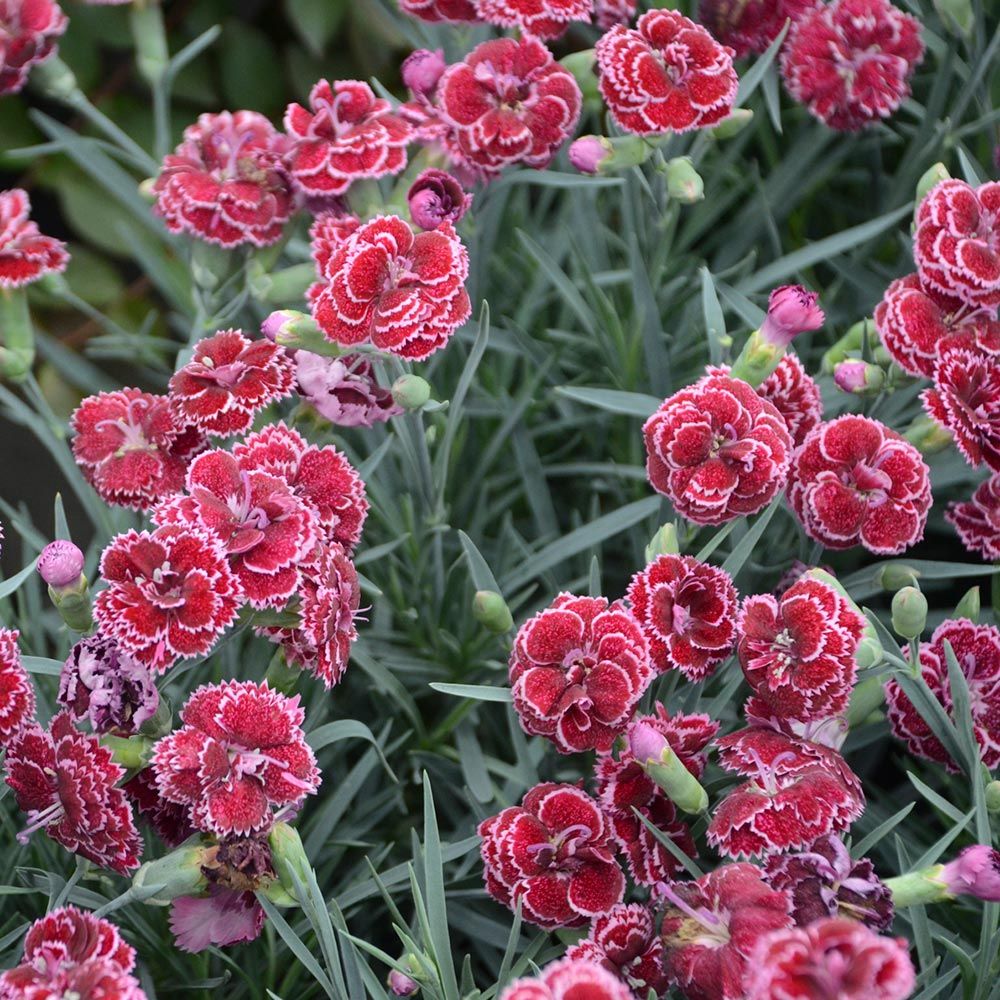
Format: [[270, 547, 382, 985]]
[[657, 882, 730, 948], [847, 460, 892, 498], [193, 354, 248, 389]]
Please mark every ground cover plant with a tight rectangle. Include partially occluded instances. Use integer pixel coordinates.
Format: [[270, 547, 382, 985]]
[[0, 0, 999, 997]]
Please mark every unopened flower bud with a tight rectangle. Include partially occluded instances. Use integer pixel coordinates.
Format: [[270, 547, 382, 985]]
[[904, 415, 954, 454], [645, 523, 680, 562], [627, 719, 709, 815], [665, 157, 704, 203], [473, 590, 513, 633], [559, 49, 599, 104], [916, 162, 951, 203], [708, 108, 753, 139], [392, 374, 431, 410], [879, 563, 920, 591], [954, 585, 980, 623], [833, 360, 885, 396], [986, 780, 1000, 813], [268, 822, 311, 901], [629, 720, 668, 763], [133, 844, 209, 904], [821, 319, 871, 373], [569, 136, 612, 175], [401, 48, 446, 97], [407, 169, 471, 230], [941, 846, 1000, 901], [389, 969, 421, 996], [933, 0, 973, 36], [806, 569, 883, 668], [261, 310, 337, 356], [891, 586, 927, 640], [37, 540, 84, 589], [30, 56, 79, 102], [101, 733, 155, 770]]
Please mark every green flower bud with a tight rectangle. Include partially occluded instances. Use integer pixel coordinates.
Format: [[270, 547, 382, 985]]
[[268, 822, 312, 901], [559, 49, 600, 105], [473, 590, 514, 633], [821, 319, 871, 373], [265, 648, 303, 696], [30, 56, 79, 102], [391, 374, 431, 410], [645, 523, 680, 562], [916, 162, 951, 203], [879, 563, 920, 591], [138, 178, 157, 203], [629, 721, 709, 814], [708, 108, 754, 140], [904, 415, 953, 454], [101, 734, 154, 771], [190, 241, 234, 291], [954, 585, 981, 623], [0, 289, 34, 382], [132, 843, 209, 904], [806, 569, 883, 668], [933, 0, 973, 37], [892, 587, 928, 640], [986, 780, 1000, 813], [129, 2, 169, 85], [847, 674, 886, 727], [664, 157, 704, 204]]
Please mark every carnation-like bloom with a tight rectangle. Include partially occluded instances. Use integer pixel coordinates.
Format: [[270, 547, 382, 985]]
[[407, 168, 471, 231], [93, 524, 242, 672], [644, 371, 792, 526], [397, 0, 477, 21], [401, 48, 446, 98], [284, 80, 411, 197], [626, 554, 737, 681], [698, 0, 814, 57], [737, 575, 865, 723], [309, 214, 471, 361], [757, 354, 823, 448], [708, 727, 865, 859], [153, 111, 294, 248], [71, 389, 205, 511], [0, 627, 34, 747], [657, 863, 793, 1000], [124, 767, 196, 847], [940, 845, 1000, 902], [501, 958, 634, 1000], [152, 680, 320, 836], [763, 834, 894, 931], [0, 0, 67, 96], [437, 36, 582, 175], [155, 449, 318, 610], [0, 187, 69, 287], [294, 351, 401, 428], [886, 619, 1000, 771], [479, 782, 625, 929], [5, 711, 142, 873], [924, 348, 1000, 471], [595, 0, 634, 28], [233, 422, 368, 550], [0, 906, 145, 1000], [915, 179, 1000, 309], [168, 329, 294, 438], [476, 0, 591, 39], [170, 886, 266, 953], [780, 0, 924, 131], [508, 593, 654, 754], [595, 10, 738, 135], [947, 472, 1000, 561], [789, 415, 931, 554], [745, 917, 915, 1000]]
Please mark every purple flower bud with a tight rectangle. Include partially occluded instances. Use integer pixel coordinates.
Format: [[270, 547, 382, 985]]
[[401, 48, 446, 98], [568, 136, 610, 175], [833, 360, 870, 393], [262, 310, 296, 344], [59, 633, 159, 735], [37, 540, 84, 589], [759, 285, 825, 348], [628, 719, 668, 763], [941, 845, 1000, 901], [295, 351, 401, 428], [407, 169, 472, 231], [389, 970, 420, 997]]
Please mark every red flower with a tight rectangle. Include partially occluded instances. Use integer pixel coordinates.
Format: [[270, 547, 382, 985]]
[[644, 372, 792, 526], [780, 0, 924, 132], [476, 0, 592, 39], [947, 473, 1000, 561], [886, 619, 1000, 771], [152, 680, 320, 837], [397, 0, 477, 21], [789, 415, 931, 554], [757, 355, 823, 448], [156, 449, 318, 610], [284, 80, 412, 197], [478, 782, 625, 929], [509, 593, 654, 754], [708, 728, 865, 859], [309, 214, 470, 361], [915, 179, 1000, 309], [93, 524, 242, 672], [595, 0, 634, 28], [437, 36, 581, 174], [4, 712, 141, 873], [0, 0, 67, 96], [595, 10, 738, 136], [0, 906, 145, 1000], [124, 768, 196, 847], [168, 329, 294, 438], [658, 863, 793, 1000], [875, 273, 1000, 379], [698, 0, 814, 58], [738, 576, 865, 723], [745, 917, 915, 1000], [71, 389, 205, 511], [233, 422, 368, 550], [0, 627, 34, 746], [500, 958, 634, 1000], [924, 348, 1000, 471], [0, 188, 68, 288], [153, 111, 294, 248]]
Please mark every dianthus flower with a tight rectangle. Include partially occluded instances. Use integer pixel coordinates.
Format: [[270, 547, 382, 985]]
[[124, 768, 196, 847], [915, 179, 1000, 309], [501, 958, 634, 1000], [309, 214, 470, 360], [93, 524, 242, 672], [294, 351, 401, 428], [595, 0, 634, 28], [947, 473, 1000, 561], [0, 0, 67, 96], [153, 111, 294, 248], [170, 886, 266, 953], [168, 329, 294, 438], [763, 834, 894, 931], [284, 80, 411, 197], [71, 389, 205, 511], [698, 0, 813, 57], [407, 168, 471, 231], [924, 348, 1000, 471], [508, 593, 654, 754], [757, 354, 823, 447], [738, 575, 865, 723], [397, 0, 477, 21], [780, 0, 924, 131], [233, 421, 368, 550], [152, 680, 320, 837], [0, 187, 68, 287], [0, 627, 34, 746], [479, 782, 625, 929], [886, 619, 1000, 771], [595, 10, 738, 135], [745, 918, 915, 1000], [657, 863, 793, 1000], [5, 711, 141, 873], [875, 273, 1000, 379], [708, 727, 865, 859], [626, 554, 738, 681], [644, 371, 792, 525], [789, 415, 931, 554], [0, 906, 145, 1000], [476, 0, 592, 39], [437, 36, 581, 174]]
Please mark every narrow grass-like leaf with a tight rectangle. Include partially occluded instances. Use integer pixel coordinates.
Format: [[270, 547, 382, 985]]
[[429, 683, 512, 703], [422, 775, 460, 1000], [720, 496, 782, 578], [553, 386, 660, 418]]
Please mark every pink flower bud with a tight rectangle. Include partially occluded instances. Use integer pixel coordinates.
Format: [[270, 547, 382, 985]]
[[401, 48, 446, 98], [388, 970, 420, 996], [941, 845, 1000, 901], [568, 136, 611, 175], [833, 360, 885, 396], [37, 540, 84, 588], [407, 169, 472, 231], [760, 285, 825, 347], [628, 719, 668, 763], [261, 310, 296, 343]]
